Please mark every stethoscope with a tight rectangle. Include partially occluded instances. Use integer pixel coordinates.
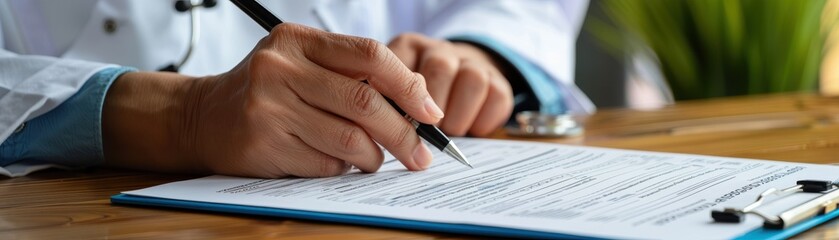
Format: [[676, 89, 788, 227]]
[[159, 0, 334, 72], [160, 0, 218, 72], [506, 111, 584, 138]]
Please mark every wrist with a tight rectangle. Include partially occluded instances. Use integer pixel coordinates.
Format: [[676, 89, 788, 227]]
[[102, 71, 206, 173]]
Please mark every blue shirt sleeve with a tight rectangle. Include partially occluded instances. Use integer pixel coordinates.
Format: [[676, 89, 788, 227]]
[[0, 67, 134, 172], [448, 35, 567, 115]]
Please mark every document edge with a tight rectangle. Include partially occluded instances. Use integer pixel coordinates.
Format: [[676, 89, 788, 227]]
[[110, 194, 606, 239]]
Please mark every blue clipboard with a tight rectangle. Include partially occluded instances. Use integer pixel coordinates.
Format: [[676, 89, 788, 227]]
[[111, 194, 839, 239]]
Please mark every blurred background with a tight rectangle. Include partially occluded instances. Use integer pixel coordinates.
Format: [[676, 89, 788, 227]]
[[575, 0, 839, 109]]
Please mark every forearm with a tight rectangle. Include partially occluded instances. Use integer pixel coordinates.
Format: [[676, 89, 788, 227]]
[[102, 71, 204, 173]]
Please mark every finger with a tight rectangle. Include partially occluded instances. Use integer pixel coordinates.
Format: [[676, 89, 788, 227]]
[[227, 132, 350, 178], [287, 103, 384, 173], [388, 44, 419, 71], [469, 74, 514, 137], [387, 33, 430, 71], [439, 60, 491, 136], [289, 63, 434, 171], [274, 24, 443, 124], [276, 134, 353, 178], [417, 45, 460, 111]]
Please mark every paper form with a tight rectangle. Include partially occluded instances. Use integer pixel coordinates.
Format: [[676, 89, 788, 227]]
[[123, 138, 839, 239]]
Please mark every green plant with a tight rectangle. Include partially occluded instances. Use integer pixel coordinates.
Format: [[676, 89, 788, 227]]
[[587, 0, 825, 100]]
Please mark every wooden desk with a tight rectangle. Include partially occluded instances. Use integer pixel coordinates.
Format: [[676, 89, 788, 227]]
[[3, 93, 839, 239]]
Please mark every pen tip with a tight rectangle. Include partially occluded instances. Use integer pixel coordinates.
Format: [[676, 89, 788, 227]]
[[443, 142, 472, 169]]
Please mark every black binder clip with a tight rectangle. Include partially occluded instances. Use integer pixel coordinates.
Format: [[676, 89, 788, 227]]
[[711, 179, 839, 229]]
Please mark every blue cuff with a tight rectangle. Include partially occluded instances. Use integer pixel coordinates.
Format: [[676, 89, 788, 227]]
[[448, 35, 566, 114], [0, 67, 134, 168]]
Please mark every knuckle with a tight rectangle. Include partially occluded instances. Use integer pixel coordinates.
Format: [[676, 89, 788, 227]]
[[422, 55, 457, 80], [399, 75, 424, 98], [440, 40, 456, 49], [389, 34, 410, 46], [403, 32, 424, 39], [272, 23, 304, 37], [267, 25, 292, 46], [390, 125, 413, 149], [249, 50, 291, 75], [253, 36, 271, 50], [392, 33, 421, 44], [347, 84, 381, 117], [269, 23, 287, 36], [270, 23, 316, 50], [338, 126, 364, 154], [355, 37, 386, 63], [247, 50, 297, 91], [248, 49, 275, 71], [460, 65, 490, 86]]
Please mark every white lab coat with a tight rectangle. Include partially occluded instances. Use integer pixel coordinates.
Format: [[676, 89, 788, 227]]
[[0, 0, 592, 158]]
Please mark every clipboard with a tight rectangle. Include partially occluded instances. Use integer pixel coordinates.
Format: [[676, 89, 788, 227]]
[[111, 191, 839, 240], [107, 138, 839, 239]]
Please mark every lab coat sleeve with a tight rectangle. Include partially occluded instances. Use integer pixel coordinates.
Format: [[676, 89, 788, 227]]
[[0, 47, 126, 177], [422, 0, 595, 114], [0, 67, 132, 177]]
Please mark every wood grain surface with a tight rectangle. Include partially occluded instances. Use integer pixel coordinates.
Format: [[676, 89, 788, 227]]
[[2, 93, 838, 239]]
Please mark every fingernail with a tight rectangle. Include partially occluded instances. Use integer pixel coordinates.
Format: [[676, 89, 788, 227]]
[[424, 96, 445, 120], [412, 143, 433, 170]]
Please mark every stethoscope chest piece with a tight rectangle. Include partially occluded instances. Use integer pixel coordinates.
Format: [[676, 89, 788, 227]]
[[506, 111, 584, 138]]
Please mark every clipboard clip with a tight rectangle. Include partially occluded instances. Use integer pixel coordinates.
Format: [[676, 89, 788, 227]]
[[711, 180, 839, 229]]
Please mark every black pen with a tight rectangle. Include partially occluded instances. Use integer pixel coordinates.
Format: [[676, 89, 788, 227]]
[[229, 0, 472, 168]]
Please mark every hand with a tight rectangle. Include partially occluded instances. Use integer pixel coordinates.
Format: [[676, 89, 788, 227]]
[[103, 24, 445, 178], [388, 33, 513, 137]]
